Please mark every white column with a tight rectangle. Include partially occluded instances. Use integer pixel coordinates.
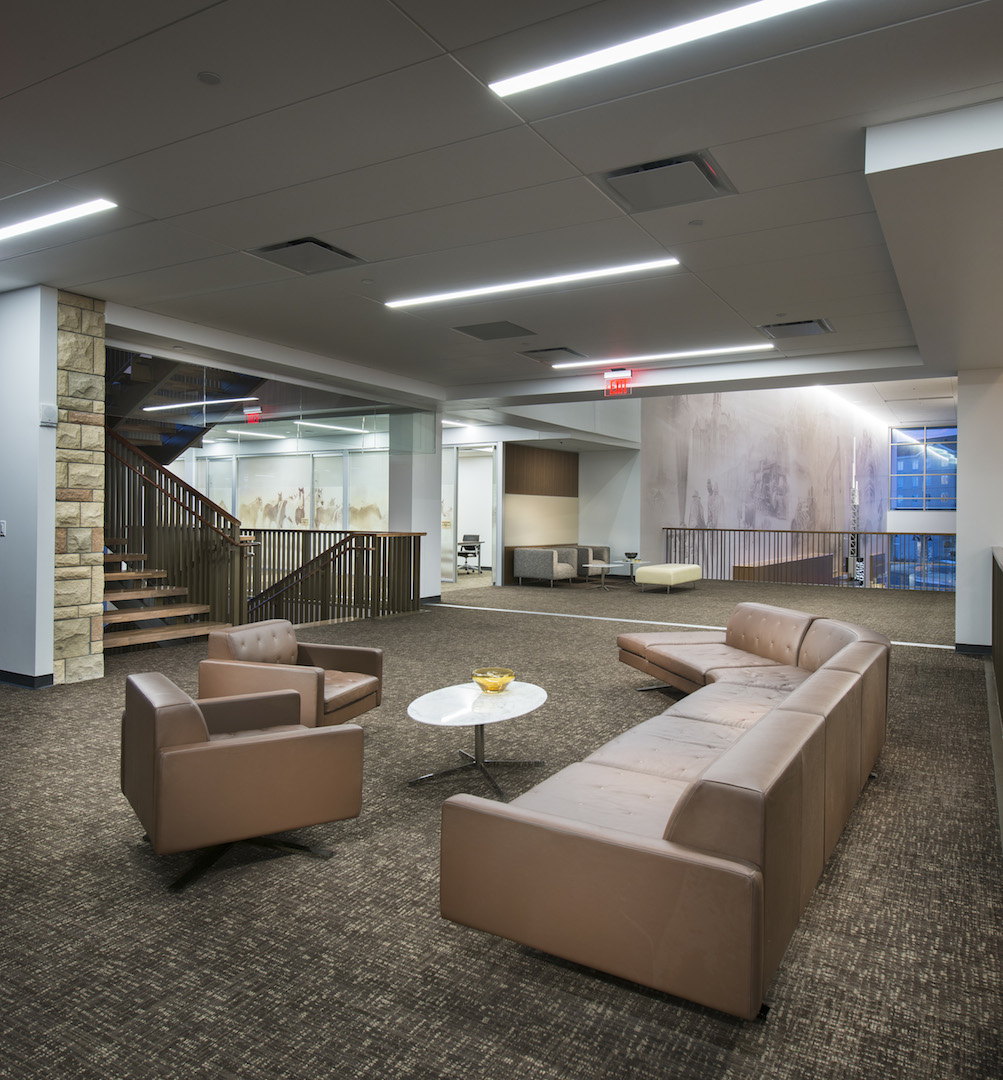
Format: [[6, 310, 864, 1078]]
[[0, 286, 57, 684], [955, 369, 1003, 648], [389, 412, 441, 600]]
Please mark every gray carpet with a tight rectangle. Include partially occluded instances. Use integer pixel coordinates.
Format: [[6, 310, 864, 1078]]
[[0, 582, 999, 1079]]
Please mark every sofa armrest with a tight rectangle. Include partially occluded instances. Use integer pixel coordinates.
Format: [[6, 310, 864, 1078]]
[[196, 688, 302, 734], [297, 642, 383, 683], [198, 659, 325, 726], [154, 724, 363, 855], [440, 794, 764, 1020]]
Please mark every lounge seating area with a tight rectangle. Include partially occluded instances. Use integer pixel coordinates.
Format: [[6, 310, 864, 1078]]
[[512, 544, 614, 586], [440, 602, 891, 1019], [2, 582, 997, 1078]]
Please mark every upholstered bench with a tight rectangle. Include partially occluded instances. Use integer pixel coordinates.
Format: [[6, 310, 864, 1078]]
[[634, 563, 702, 591]]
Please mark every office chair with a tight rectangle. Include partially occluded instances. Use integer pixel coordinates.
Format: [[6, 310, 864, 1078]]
[[458, 534, 482, 574]]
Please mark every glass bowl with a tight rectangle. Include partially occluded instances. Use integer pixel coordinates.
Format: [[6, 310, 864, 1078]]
[[472, 667, 515, 694]]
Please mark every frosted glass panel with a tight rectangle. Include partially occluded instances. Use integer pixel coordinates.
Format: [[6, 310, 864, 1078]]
[[207, 458, 233, 515], [313, 455, 344, 528], [237, 455, 311, 528], [349, 451, 389, 530]]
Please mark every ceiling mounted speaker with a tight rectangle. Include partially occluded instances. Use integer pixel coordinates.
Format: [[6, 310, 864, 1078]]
[[251, 238, 363, 274], [757, 318, 835, 339], [597, 152, 735, 212]]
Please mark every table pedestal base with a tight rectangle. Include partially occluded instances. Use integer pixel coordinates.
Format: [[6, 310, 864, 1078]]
[[408, 723, 544, 800]]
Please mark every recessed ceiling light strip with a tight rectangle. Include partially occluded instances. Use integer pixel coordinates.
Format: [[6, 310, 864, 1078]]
[[0, 198, 117, 242], [386, 257, 679, 308], [490, 0, 834, 97], [551, 343, 774, 370]]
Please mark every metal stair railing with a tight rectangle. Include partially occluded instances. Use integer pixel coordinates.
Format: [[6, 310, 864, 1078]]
[[246, 530, 422, 623], [105, 430, 250, 626]]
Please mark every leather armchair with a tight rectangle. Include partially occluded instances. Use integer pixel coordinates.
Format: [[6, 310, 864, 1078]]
[[121, 672, 363, 888], [197, 619, 382, 727]]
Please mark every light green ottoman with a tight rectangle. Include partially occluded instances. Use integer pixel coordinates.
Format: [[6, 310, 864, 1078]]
[[634, 563, 702, 592]]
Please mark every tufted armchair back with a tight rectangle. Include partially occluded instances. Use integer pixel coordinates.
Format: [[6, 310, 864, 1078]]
[[207, 619, 299, 664]]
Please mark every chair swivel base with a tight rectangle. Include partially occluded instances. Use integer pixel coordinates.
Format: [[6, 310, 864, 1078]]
[[147, 834, 334, 891]]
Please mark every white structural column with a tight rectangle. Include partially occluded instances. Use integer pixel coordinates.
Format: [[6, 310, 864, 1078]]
[[956, 370, 1003, 648], [389, 411, 442, 600], [0, 286, 58, 685]]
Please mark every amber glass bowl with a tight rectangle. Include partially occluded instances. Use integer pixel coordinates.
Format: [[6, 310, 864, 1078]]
[[472, 667, 515, 694]]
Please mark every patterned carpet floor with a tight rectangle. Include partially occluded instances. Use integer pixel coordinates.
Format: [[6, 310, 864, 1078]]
[[0, 582, 999, 1079]]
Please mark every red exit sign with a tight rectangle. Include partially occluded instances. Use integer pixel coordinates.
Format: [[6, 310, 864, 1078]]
[[603, 368, 632, 397]]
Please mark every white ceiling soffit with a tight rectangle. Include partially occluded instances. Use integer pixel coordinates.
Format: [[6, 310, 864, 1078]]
[[0, 0, 998, 421]]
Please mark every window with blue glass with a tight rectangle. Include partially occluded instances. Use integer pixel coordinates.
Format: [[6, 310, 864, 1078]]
[[890, 426, 957, 510]]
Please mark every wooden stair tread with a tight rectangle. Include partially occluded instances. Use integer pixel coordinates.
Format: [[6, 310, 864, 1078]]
[[104, 569, 168, 582], [104, 552, 147, 563], [103, 586, 188, 601], [103, 603, 211, 624], [104, 622, 231, 649]]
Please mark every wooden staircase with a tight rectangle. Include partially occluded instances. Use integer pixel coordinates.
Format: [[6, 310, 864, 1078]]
[[103, 540, 230, 649]]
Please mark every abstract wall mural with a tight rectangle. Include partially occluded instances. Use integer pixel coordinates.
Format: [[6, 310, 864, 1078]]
[[641, 387, 889, 537]]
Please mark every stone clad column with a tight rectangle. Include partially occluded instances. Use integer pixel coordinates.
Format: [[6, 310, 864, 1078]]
[[54, 292, 105, 684]]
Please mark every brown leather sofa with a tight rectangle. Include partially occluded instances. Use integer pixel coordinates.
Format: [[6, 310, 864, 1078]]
[[439, 602, 890, 1020], [198, 619, 382, 727], [121, 672, 364, 887]]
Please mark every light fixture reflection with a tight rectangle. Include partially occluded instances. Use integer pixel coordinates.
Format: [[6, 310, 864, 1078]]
[[224, 428, 285, 439], [294, 420, 367, 434], [143, 396, 259, 413]]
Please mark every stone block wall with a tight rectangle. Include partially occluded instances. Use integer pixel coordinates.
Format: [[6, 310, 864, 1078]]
[[54, 292, 105, 684]]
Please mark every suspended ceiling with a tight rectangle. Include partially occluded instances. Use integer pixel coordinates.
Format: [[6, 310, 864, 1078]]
[[1, 0, 999, 429]]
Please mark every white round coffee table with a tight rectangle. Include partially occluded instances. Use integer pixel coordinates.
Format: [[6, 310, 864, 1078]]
[[407, 680, 547, 800]]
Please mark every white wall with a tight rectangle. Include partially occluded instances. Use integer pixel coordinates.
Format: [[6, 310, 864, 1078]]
[[579, 449, 641, 575], [956, 369, 1003, 647], [457, 454, 494, 567], [0, 287, 57, 682]]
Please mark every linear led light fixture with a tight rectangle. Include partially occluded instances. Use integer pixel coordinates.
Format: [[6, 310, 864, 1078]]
[[224, 428, 285, 439], [490, 0, 834, 96], [143, 396, 259, 413], [294, 419, 367, 434], [552, 343, 774, 370], [385, 257, 679, 309], [0, 198, 117, 242]]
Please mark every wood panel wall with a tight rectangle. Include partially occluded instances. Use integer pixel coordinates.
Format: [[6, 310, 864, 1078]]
[[504, 443, 578, 497]]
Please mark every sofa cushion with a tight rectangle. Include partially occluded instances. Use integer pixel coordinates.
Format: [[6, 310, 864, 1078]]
[[207, 619, 299, 665], [663, 680, 788, 727], [708, 664, 813, 694], [510, 761, 690, 839], [645, 642, 782, 686], [724, 602, 814, 665], [617, 630, 726, 657], [585, 713, 747, 781]]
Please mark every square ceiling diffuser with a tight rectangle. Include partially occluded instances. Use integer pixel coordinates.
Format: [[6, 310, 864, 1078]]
[[453, 321, 535, 341], [757, 318, 835, 339], [252, 237, 363, 274], [597, 152, 735, 212], [521, 347, 584, 365]]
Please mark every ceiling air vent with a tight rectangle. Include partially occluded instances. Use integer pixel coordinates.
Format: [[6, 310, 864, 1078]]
[[521, 347, 584, 365], [252, 237, 363, 274], [597, 151, 735, 212], [757, 318, 835, 339], [453, 321, 535, 341]]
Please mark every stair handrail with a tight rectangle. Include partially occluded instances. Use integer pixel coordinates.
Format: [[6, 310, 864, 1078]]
[[106, 429, 242, 544]]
